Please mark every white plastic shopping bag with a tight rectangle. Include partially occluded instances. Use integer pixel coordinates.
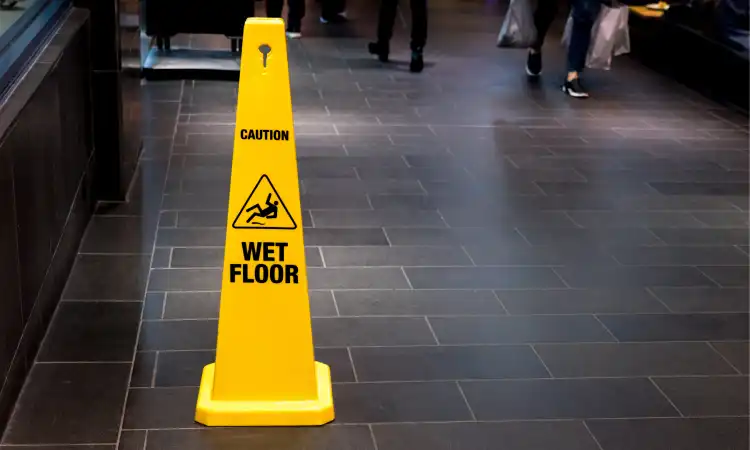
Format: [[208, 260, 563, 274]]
[[497, 0, 538, 48], [562, 4, 631, 70]]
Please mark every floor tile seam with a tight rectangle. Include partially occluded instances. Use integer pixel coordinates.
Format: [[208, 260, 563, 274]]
[[114, 81, 184, 450], [150, 262, 750, 269], [138, 310, 750, 321], [705, 342, 744, 375], [126, 375, 749, 387], [648, 377, 686, 418]]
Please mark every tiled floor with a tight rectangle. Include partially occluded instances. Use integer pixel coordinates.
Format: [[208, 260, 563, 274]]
[[2, 0, 750, 448]]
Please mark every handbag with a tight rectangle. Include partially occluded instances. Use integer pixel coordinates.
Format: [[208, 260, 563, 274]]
[[497, 0, 538, 48], [562, 3, 631, 69]]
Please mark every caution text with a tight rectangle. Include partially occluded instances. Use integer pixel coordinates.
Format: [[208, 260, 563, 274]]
[[239, 129, 290, 141], [230, 241, 299, 284]]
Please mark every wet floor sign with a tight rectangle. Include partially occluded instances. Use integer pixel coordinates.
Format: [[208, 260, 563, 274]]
[[194, 18, 334, 427]]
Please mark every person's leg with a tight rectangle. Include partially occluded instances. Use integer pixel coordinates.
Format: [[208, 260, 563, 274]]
[[321, 0, 347, 22], [563, 0, 600, 97], [368, 0, 399, 61], [286, 0, 305, 35], [409, 0, 427, 72], [266, 0, 284, 18], [526, 0, 557, 76], [532, 0, 558, 51]]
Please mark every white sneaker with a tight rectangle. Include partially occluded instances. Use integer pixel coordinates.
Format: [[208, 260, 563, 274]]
[[286, 31, 302, 39]]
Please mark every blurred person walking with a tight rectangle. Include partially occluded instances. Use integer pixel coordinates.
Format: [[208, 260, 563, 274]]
[[367, 0, 427, 72]]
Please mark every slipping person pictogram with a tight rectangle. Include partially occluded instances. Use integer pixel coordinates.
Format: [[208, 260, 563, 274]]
[[245, 193, 279, 225], [232, 174, 297, 230]]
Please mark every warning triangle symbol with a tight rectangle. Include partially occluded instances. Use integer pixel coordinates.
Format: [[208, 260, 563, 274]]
[[232, 175, 297, 230]]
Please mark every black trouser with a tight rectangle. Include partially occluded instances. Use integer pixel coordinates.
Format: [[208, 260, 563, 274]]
[[532, 0, 600, 73], [376, 0, 428, 51], [266, 0, 305, 28]]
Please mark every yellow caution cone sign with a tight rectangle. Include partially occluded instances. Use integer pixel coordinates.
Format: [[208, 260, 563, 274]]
[[194, 18, 334, 427]]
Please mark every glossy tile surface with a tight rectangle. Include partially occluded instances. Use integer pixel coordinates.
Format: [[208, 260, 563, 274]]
[[3, 0, 748, 447]]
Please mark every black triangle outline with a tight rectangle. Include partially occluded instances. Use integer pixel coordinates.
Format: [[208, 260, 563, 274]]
[[231, 174, 298, 230]]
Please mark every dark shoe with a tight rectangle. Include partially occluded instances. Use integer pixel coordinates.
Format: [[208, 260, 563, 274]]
[[368, 41, 389, 62], [409, 50, 424, 73], [562, 77, 589, 98], [286, 23, 302, 39], [526, 51, 542, 77], [320, 12, 348, 23]]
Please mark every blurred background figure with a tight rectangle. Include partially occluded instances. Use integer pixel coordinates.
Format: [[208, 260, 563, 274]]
[[368, 0, 427, 72]]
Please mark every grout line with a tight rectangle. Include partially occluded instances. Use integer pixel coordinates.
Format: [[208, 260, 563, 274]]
[[582, 421, 606, 450], [368, 424, 381, 450], [142, 429, 149, 450], [330, 290, 341, 317], [706, 342, 744, 374], [401, 266, 413, 289], [160, 292, 168, 319], [347, 347, 359, 382], [593, 314, 621, 343], [491, 290, 511, 315], [644, 287, 674, 313], [318, 246, 327, 268], [455, 381, 477, 421], [529, 345, 555, 378], [460, 246, 476, 266], [150, 352, 160, 388], [649, 376, 685, 417], [424, 317, 440, 345]]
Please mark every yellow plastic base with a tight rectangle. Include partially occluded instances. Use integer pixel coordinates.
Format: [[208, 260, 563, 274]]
[[194, 362, 334, 426]]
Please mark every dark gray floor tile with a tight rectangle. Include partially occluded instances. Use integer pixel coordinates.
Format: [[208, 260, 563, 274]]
[[144, 426, 375, 450], [156, 228, 225, 247], [534, 342, 738, 377], [653, 376, 749, 416], [308, 268, 410, 289], [385, 227, 528, 246], [405, 267, 565, 289], [650, 288, 749, 312], [570, 211, 709, 228], [80, 216, 157, 254], [333, 289, 505, 316], [138, 320, 217, 351], [368, 194, 438, 210], [698, 266, 749, 287], [131, 352, 157, 388], [693, 212, 750, 228], [460, 378, 678, 420], [311, 210, 446, 227], [123, 387, 199, 429], [650, 228, 748, 245], [351, 345, 549, 381], [315, 348, 356, 382], [517, 227, 663, 246], [175, 211, 228, 228], [302, 179, 425, 195], [332, 381, 472, 423], [710, 342, 749, 374], [372, 421, 601, 450], [537, 181, 658, 196], [303, 228, 390, 246], [465, 243, 616, 266], [649, 182, 749, 196], [163, 292, 220, 319], [148, 268, 222, 291], [322, 246, 472, 267], [38, 302, 141, 362], [611, 246, 749, 266], [586, 417, 749, 450], [302, 194, 372, 210], [497, 289, 667, 314], [154, 350, 214, 387], [598, 313, 749, 341], [312, 317, 436, 346], [429, 315, 615, 344], [63, 255, 151, 300], [151, 248, 171, 268], [3, 363, 130, 444], [614, 195, 742, 211], [555, 266, 717, 288], [309, 290, 338, 317], [118, 430, 146, 450], [439, 210, 578, 228]]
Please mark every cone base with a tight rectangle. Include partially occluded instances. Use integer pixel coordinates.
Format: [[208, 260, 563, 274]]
[[194, 361, 335, 426]]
